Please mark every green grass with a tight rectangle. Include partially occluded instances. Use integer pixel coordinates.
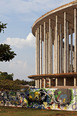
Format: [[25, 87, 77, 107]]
[[0, 106, 76, 116]]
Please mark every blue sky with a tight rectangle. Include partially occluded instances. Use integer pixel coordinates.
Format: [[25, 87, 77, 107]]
[[0, 0, 73, 81]]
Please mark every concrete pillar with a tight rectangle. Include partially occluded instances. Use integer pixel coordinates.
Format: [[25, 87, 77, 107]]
[[60, 24, 63, 73], [49, 78, 51, 87], [37, 28, 40, 74], [35, 30, 38, 88], [35, 30, 38, 75], [73, 51, 74, 72], [35, 80, 37, 88], [64, 12, 67, 73], [74, 9, 77, 72], [37, 80, 38, 88], [58, 35, 60, 73], [48, 19, 52, 74], [37, 79, 39, 88], [44, 78, 46, 88], [40, 79, 42, 88], [47, 32, 48, 74], [40, 25, 42, 74], [43, 22, 46, 74], [64, 78, 66, 86], [55, 15, 58, 73], [68, 50, 70, 72], [67, 21, 69, 72], [62, 47, 64, 73], [54, 29, 56, 73], [46, 33, 48, 74], [56, 78, 58, 87], [74, 77, 76, 86], [70, 29, 73, 72]]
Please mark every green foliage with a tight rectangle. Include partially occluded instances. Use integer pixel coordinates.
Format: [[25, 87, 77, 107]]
[[29, 81, 35, 86], [0, 22, 7, 33], [0, 44, 16, 62], [0, 80, 21, 90], [0, 72, 35, 90], [0, 22, 16, 62], [0, 72, 13, 80], [0, 22, 17, 90], [70, 89, 74, 104], [14, 79, 35, 86]]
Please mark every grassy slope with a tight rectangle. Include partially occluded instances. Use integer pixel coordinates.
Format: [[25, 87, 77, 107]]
[[0, 106, 77, 116]]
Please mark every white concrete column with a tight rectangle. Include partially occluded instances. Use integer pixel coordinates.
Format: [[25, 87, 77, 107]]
[[35, 30, 38, 88], [47, 32, 48, 74], [68, 50, 70, 72], [43, 78, 46, 88], [55, 15, 58, 73], [64, 12, 67, 73], [74, 77, 76, 86], [70, 29, 73, 72], [54, 29, 56, 73], [40, 25, 42, 74], [73, 51, 74, 72], [58, 35, 60, 73], [35, 30, 38, 75], [56, 78, 58, 87], [74, 9, 77, 72], [67, 21, 69, 72], [49, 78, 51, 87], [60, 24, 63, 73], [37, 28, 40, 75], [46, 33, 48, 74], [35, 80, 37, 88], [37, 80, 38, 88], [64, 78, 66, 86], [43, 22, 46, 74], [62, 47, 64, 73], [37, 80, 39, 88], [48, 19, 52, 74]]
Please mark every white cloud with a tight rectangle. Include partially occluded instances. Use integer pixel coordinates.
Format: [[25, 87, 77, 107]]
[[0, 59, 35, 81], [4, 33, 35, 48], [9, 60, 27, 69], [0, 60, 28, 80], [0, 0, 73, 15], [0, 0, 73, 24]]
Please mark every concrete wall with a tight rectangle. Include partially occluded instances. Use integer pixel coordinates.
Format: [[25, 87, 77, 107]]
[[26, 88, 77, 111], [0, 88, 77, 111]]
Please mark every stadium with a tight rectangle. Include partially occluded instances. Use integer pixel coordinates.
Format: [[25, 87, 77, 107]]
[[29, 0, 77, 89]]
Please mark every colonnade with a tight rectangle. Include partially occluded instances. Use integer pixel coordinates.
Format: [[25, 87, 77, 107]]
[[34, 8, 77, 88]]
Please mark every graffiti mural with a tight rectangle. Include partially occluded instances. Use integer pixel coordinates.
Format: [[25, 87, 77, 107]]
[[54, 89, 72, 105], [0, 88, 77, 111]]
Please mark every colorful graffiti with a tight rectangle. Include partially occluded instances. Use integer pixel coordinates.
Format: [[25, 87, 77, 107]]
[[0, 88, 77, 111], [26, 88, 73, 110]]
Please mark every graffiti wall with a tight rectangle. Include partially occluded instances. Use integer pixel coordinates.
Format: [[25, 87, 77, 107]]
[[0, 88, 77, 111]]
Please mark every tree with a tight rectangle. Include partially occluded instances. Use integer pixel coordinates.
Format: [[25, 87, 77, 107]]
[[0, 22, 7, 33], [0, 44, 16, 61], [0, 80, 21, 90], [0, 22, 16, 61], [0, 72, 13, 80]]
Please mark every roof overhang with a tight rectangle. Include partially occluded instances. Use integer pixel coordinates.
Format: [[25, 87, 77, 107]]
[[32, 0, 77, 37], [28, 72, 77, 79]]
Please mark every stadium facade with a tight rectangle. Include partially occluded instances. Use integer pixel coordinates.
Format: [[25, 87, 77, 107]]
[[29, 0, 77, 89]]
